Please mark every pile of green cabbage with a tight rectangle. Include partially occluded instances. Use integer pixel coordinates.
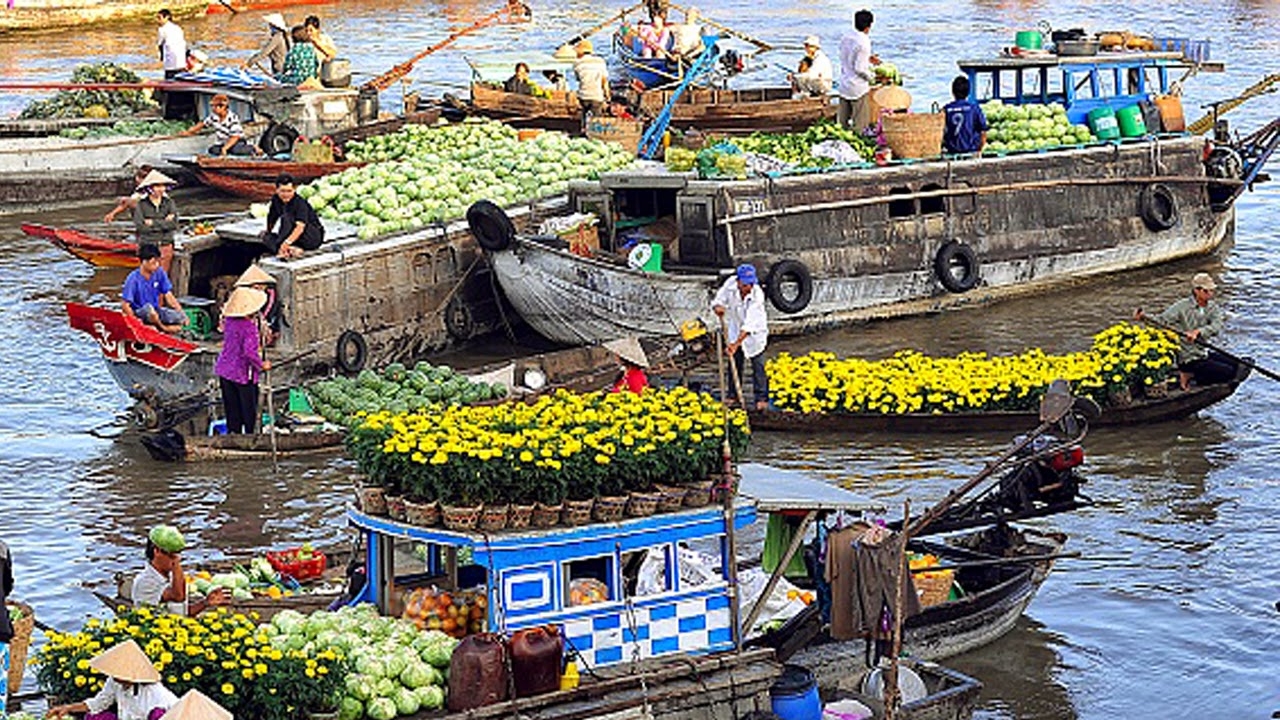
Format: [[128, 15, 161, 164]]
[[298, 118, 635, 240], [264, 604, 457, 720]]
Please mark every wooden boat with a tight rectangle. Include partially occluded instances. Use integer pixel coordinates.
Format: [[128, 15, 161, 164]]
[[468, 82, 583, 134], [825, 660, 981, 720], [24, 222, 139, 267], [140, 427, 348, 462], [205, 0, 333, 14], [748, 382, 1243, 434], [0, 0, 206, 33]]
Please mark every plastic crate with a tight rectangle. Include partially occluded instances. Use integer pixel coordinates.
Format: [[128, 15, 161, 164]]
[[266, 548, 327, 581], [1154, 37, 1210, 63]]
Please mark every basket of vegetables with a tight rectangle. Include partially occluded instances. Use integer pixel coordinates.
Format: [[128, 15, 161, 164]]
[[266, 544, 326, 581]]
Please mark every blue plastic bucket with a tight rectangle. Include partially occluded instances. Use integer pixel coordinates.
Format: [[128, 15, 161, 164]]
[[770, 664, 821, 720]]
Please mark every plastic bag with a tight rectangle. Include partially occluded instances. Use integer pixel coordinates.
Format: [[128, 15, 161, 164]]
[[402, 586, 488, 638], [567, 578, 609, 606], [810, 139, 865, 166], [635, 548, 667, 596], [736, 567, 808, 639]]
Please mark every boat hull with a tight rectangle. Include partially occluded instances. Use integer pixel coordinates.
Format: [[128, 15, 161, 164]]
[[492, 137, 1236, 345], [186, 157, 366, 201], [0, 0, 205, 33], [468, 83, 583, 134], [635, 86, 837, 134]]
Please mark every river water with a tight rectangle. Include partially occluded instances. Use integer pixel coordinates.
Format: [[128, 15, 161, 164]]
[[1, 1, 1278, 717]]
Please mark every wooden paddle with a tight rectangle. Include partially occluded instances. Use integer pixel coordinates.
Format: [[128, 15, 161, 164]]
[[214, 0, 238, 15], [557, 1, 645, 56], [1139, 314, 1279, 383], [667, 2, 772, 51]]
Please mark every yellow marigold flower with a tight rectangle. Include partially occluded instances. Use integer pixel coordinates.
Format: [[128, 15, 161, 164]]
[[222, 683, 235, 695]]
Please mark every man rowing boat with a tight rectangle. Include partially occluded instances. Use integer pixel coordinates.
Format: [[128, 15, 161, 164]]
[[1136, 272, 1245, 390]]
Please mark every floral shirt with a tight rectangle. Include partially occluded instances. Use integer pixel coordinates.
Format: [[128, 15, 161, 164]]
[[278, 42, 319, 86]]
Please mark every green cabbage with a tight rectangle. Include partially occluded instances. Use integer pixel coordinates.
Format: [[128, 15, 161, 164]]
[[337, 696, 363, 720], [271, 609, 306, 634], [400, 661, 432, 689], [422, 636, 458, 668], [393, 687, 421, 716], [344, 674, 374, 702], [355, 656, 386, 679], [366, 697, 397, 720], [373, 677, 397, 699], [415, 685, 445, 710], [383, 650, 409, 679]]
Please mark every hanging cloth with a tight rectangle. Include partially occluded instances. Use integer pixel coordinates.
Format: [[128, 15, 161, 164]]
[[763, 513, 809, 579]]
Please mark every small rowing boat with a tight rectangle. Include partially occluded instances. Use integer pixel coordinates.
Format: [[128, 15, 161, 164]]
[[139, 426, 347, 462], [24, 222, 143, 268]]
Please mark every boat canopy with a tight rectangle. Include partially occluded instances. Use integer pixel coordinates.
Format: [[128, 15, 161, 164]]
[[738, 462, 884, 514], [465, 53, 576, 82]]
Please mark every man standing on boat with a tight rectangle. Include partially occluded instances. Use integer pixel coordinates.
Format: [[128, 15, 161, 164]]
[[243, 13, 292, 77], [837, 9, 878, 131], [1137, 273, 1241, 390], [942, 75, 988, 155], [791, 35, 833, 97], [573, 40, 611, 121], [712, 264, 770, 410], [261, 173, 325, 259], [122, 244, 189, 334], [156, 9, 187, 80]]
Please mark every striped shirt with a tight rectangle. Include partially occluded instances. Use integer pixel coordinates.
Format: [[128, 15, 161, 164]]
[[203, 110, 245, 144]]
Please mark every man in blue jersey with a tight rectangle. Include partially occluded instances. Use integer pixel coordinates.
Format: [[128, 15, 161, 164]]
[[942, 75, 988, 155]]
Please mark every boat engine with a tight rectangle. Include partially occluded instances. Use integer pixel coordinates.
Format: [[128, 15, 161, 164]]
[[991, 434, 1086, 514]]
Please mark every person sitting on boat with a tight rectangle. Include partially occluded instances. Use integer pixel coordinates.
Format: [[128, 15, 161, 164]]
[[305, 15, 338, 64], [1136, 273, 1243, 390], [504, 62, 538, 96], [277, 25, 320, 86], [45, 639, 180, 720], [941, 75, 988, 155], [243, 13, 292, 77], [104, 165, 154, 223], [261, 173, 325, 259], [605, 337, 650, 394], [668, 6, 704, 60], [790, 35, 833, 97], [217, 287, 271, 435], [131, 170, 180, 251], [712, 264, 770, 411], [573, 40, 611, 120], [185, 48, 209, 74], [130, 525, 227, 618], [234, 264, 285, 346], [637, 11, 673, 59], [122, 244, 188, 334], [180, 94, 258, 157]]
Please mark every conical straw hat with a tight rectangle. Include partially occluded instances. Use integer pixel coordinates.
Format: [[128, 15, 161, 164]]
[[159, 689, 234, 720], [88, 640, 161, 683], [263, 12, 288, 31], [136, 169, 178, 191], [604, 337, 649, 368], [222, 287, 267, 318], [234, 264, 276, 287]]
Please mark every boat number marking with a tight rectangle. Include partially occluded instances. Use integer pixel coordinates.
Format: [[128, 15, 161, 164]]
[[732, 197, 767, 215]]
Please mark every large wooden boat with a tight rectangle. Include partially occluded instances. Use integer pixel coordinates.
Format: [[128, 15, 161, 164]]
[[0, 0, 206, 33], [468, 82, 583, 134]]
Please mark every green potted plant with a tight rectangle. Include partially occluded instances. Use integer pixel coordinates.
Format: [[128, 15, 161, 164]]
[[404, 473, 441, 527]]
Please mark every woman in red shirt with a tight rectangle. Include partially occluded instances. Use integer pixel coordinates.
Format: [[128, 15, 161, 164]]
[[605, 337, 650, 394]]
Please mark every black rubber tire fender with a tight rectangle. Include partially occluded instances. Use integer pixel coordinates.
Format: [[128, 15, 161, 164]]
[[934, 241, 980, 293], [259, 122, 300, 157], [467, 200, 516, 252], [764, 259, 814, 314], [335, 329, 367, 375], [444, 296, 477, 341], [1139, 183, 1179, 231]]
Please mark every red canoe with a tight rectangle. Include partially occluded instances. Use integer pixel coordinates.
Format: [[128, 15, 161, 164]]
[[181, 155, 366, 201], [23, 223, 173, 268]]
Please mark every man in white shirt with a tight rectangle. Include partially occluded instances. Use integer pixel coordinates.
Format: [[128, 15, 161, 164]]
[[837, 9, 879, 130], [573, 39, 611, 120], [156, 9, 188, 80], [131, 525, 226, 617], [791, 35, 834, 97], [712, 264, 770, 410]]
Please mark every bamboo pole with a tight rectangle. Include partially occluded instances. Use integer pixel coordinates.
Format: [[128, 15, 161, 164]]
[[714, 319, 743, 650], [667, 2, 772, 51], [884, 499, 910, 720], [741, 510, 816, 635]]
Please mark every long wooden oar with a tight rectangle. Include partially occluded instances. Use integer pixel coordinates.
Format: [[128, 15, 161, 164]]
[[667, 2, 772, 51], [1140, 315, 1280, 383], [259, 318, 278, 472], [557, 1, 645, 55]]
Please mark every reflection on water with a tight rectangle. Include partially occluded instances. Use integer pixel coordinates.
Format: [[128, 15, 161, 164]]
[[1, 0, 1278, 717]]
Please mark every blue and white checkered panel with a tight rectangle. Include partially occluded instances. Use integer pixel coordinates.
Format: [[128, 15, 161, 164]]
[[564, 593, 734, 670]]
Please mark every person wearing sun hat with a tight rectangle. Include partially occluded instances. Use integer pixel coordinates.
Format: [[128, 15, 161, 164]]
[[131, 526, 227, 618], [216, 286, 271, 434], [132, 169, 180, 251], [46, 639, 180, 720], [233, 264, 284, 346], [244, 12, 292, 76], [791, 35, 833, 96], [158, 689, 233, 720], [711, 263, 770, 410], [1137, 271, 1243, 390], [605, 337, 651, 394]]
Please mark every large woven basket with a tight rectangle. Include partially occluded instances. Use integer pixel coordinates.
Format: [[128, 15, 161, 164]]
[[881, 111, 945, 159], [7, 601, 34, 695], [914, 570, 955, 607]]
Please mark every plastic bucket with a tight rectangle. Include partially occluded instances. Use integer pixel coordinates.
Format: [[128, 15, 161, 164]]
[[1015, 30, 1043, 50], [770, 664, 821, 720], [1116, 105, 1147, 137], [1087, 106, 1120, 140]]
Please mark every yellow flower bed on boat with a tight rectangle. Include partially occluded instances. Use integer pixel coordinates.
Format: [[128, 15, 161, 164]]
[[768, 323, 1180, 414]]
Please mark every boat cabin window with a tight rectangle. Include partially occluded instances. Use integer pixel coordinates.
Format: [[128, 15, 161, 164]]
[[1096, 68, 1118, 99], [1044, 71, 1065, 104], [186, 244, 263, 306], [919, 183, 945, 215], [621, 545, 672, 598], [678, 541, 724, 586], [566, 556, 614, 606], [888, 187, 915, 219]]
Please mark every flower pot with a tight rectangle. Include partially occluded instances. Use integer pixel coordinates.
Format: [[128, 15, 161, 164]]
[[386, 495, 408, 522], [479, 503, 510, 532], [1142, 380, 1171, 399], [654, 484, 687, 513], [405, 499, 441, 527], [508, 503, 535, 530], [592, 495, 628, 522], [561, 498, 594, 526], [681, 478, 715, 508], [357, 485, 387, 515], [625, 491, 661, 517], [441, 503, 483, 531], [1107, 387, 1133, 407], [532, 502, 562, 528]]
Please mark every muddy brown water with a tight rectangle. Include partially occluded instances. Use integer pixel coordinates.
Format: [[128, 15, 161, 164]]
[[2, 1, 1278, 717]]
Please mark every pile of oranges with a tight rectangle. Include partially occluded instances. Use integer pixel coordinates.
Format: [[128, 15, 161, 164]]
[[402, 587, 488, 638]]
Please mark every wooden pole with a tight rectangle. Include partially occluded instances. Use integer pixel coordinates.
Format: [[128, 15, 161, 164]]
[[259, 316, 278, 472], [885, 499, 910, 720], [667, 2, 773, 50], [741, 510, 817, 635], [557, 2, 646, 54], [714, 322, 743, 650]]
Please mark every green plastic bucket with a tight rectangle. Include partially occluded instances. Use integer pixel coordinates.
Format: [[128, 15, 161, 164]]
[[1015, 30, 1043, 50], [1087, 106, 1121, 140], [1115, 104, 1147, 137]]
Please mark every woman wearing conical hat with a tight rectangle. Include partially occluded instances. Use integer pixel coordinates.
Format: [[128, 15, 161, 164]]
[[158, 689, 232, 720], [215, 286, 271, 434], [46, 640, 179, 720], [233, 264, 283, 347], [131, 170, 180, 274], [605, 337, 650, 394]]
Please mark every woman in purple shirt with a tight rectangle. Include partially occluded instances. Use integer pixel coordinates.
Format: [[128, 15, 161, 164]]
[[215, 287, 271, 434]]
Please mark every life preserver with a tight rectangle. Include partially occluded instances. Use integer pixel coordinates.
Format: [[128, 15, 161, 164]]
[[1139, 183, 1179, 231], [444, 297, 476, 341], [466, 200, 516, 252], [934, 241, 979, 293], [335, 330, 367, 374], [764, 259, 813, 314]]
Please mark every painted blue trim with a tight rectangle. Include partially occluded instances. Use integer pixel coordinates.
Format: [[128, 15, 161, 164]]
[[500, 584, 731, 630]]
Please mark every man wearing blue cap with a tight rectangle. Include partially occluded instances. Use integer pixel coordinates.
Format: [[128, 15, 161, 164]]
[[712, 264, 770, 409]]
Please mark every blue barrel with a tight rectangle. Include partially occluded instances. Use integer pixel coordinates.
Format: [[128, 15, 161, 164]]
[[770, 664, 821, 720]]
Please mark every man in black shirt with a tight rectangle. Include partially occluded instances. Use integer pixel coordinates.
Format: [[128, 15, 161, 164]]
[[261, 173, 325, 259]]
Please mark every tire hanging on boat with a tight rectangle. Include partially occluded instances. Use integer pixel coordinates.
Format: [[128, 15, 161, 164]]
[[1138, 183, 1179, 231], [467, 200, 516, 252], [764, 259, 814, 314], [335, 329, 367, 374], [444, 296, 477, 341], [934, 241, 980, 293], [259, 121, 300, 157]]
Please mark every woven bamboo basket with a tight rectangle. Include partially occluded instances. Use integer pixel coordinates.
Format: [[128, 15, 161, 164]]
[[592, 495, 628, 522], [682, 478, 715, 508], [560, 499, 594, 526], [441, 503, 482, 531], [625, 491, 661, 518], [881, 111, 945, 159], [532, 502, 562, 528], [508, 504, 535, 530], [404, 500, 440, 527], [654, 484, 687, 513], [386, 495, 408, 521], [478, 504, 510, 531], [7, 601, 34, 695], [914, 571, 955, 607]]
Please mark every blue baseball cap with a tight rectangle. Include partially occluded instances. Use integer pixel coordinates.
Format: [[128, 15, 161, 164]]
[[736, 264, 758, 285]]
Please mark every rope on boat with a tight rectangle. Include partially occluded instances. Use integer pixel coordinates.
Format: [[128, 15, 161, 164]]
[[1186, 73, 1280, 135]]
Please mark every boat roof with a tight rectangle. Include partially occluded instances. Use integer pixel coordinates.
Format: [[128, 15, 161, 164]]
[[957, 51, 1191, 71], [738, 463, 884, 513], [464, 53, 577, 81]]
